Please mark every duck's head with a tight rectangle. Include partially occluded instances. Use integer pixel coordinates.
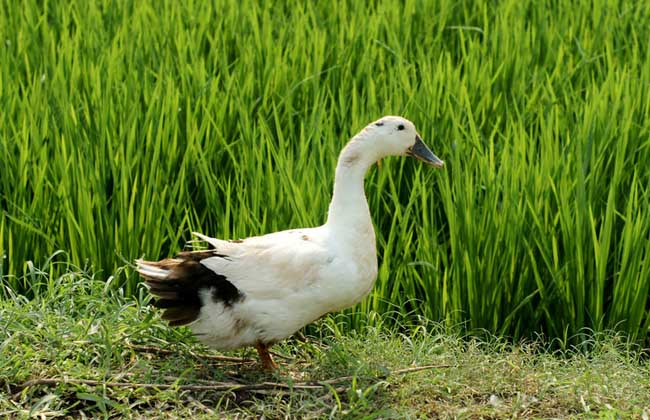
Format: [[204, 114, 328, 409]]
[[359, 116, 444, 168]]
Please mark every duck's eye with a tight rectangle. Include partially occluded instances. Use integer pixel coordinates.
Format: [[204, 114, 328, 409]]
[[375, 122, 384, 127], [397, 124, 405, 131]]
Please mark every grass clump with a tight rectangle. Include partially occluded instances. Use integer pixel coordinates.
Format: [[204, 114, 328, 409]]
[[1, 267, 649, 419]]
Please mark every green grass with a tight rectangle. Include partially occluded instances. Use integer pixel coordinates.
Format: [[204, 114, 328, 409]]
[[1, 268, 649, 419], [2, 0, 650, 343]]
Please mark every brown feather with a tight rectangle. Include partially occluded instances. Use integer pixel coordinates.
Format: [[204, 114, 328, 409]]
[[138, 250, 244, 327]]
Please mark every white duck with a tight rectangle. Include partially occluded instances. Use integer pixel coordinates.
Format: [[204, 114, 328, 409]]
[[136, 116, 443, 369]]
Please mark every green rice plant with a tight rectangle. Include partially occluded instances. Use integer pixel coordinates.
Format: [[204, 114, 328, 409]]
[[1, 0, 649, 343]]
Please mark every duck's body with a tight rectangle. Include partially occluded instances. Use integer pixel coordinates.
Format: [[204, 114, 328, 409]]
[[189, 222, 376, 349], [136, 116, 443, 369]]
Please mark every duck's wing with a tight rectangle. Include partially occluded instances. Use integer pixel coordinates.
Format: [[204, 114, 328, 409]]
[[195, 228, 334, 300]]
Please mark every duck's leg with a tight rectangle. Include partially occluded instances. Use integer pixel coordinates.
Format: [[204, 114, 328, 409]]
[[255, 342, 278, 370]]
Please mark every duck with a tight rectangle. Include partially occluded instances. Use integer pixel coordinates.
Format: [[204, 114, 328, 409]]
[[136, 116, 444, 370]]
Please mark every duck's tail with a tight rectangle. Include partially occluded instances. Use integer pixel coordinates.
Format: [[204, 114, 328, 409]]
[[136, 251, 243, 326]]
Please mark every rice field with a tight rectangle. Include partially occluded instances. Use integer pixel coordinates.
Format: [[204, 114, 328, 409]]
[[1, 0, 650, 344]]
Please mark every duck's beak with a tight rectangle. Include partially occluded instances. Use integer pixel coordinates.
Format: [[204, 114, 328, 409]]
[[407, 135, 444, 168]]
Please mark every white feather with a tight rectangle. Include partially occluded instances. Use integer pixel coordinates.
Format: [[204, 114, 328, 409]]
[[135, 260, 169, 279], [191, 231, 232, 250]]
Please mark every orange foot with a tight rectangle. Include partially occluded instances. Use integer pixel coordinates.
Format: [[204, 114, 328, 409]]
[[255, 342, 278, 371]]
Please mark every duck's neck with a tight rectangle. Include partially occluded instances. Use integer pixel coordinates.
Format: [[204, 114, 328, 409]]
[[325, 139, 378, 231]]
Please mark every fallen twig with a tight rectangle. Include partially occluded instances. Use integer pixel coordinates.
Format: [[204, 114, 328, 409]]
[[269, 350, 295, 361], [304, 363, 454, 386], [14, 363, 454, 397], [391, 364, 454, 376], [126, 344, 251, 363], [129, 343, 298, 363], [17, 377, 323, 393], [161, 375, 247, 385]]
